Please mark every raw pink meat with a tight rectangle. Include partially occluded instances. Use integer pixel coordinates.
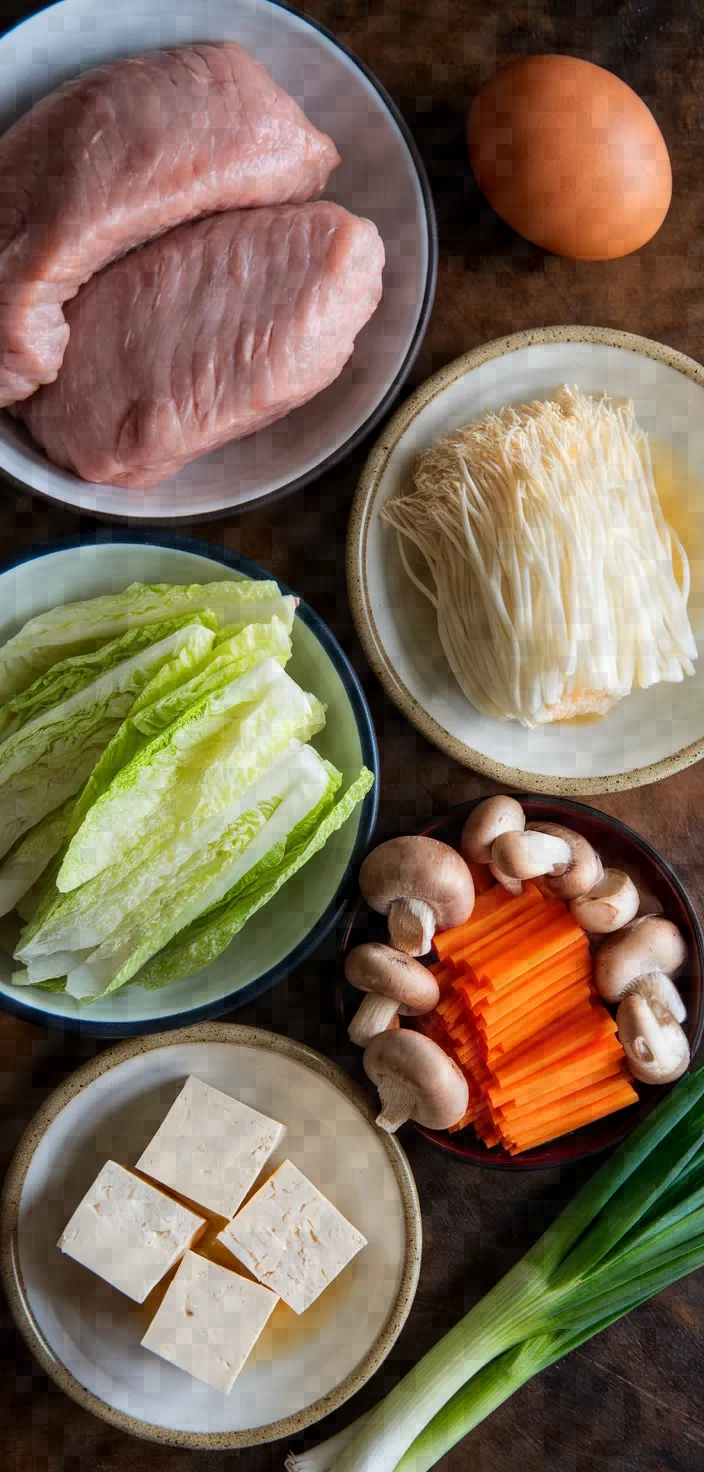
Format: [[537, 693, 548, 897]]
[[17, 202, 384, 489], [0, 44, 340, 405]]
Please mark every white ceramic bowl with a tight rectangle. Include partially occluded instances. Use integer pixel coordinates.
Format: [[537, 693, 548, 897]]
[[0, 538, 378, 1034], [348, 326, 704, 795], [0, 1023, 421, 1448], [0, 0, 436, 520]]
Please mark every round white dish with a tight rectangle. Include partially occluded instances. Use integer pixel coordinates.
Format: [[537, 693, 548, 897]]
[[0, 0, 435, 521], [0, 1023, 421, 1448], [0, 537, 378, 1033], [347, 326, 704, 795]]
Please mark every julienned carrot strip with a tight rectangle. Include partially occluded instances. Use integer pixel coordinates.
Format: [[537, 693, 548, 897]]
[[434, 883, 544, 962], [451, 899, 565, 971], [477, 980, 594, 1056], [484, 983, 593, 1058], [433, 885, 517, 959], [465, 860, 496, 895], [447, 1104, 477, 1133], [475, 913, 589, 984], [472, 944, 592, 1022], [491, 1007, 618, 1085], [498, 1069, 635, 1132], [497, 1060, 632, 1121], [475, 961, 593, 1036], [485, 1001, 595, 1069], [487, 1035, 625, 1107], [477, 917, 589, 992], [506, 1082, 639, 1152]]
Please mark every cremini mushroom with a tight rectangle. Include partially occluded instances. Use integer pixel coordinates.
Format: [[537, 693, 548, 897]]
[[570, 869, 640, 935], [363, 1029, 469, 1133], [594, 916, 687, 1005], [345, 943, 439, 1048], [461, 796, 525, 864], [461, 795, 527, 895], [359, 836, 474, 956], [524, 822, 603, 901], [617, 991, 690, 1084]]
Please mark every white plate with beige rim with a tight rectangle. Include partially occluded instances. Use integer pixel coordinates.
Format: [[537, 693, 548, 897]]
[[0, 1024, 421, 1448], [347, 326, 704, 796], [0, 0, 435, 521]]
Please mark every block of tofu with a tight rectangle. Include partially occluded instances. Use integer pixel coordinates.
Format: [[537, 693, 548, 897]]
[[57, 1159, 206, 1303], [141, 1249, 278, 1393], [217, 1159, 367, 1314], [135, 1076, 286, 1220]]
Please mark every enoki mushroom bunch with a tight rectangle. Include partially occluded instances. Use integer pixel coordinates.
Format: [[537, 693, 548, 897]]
[[382, 385, 697, 727]]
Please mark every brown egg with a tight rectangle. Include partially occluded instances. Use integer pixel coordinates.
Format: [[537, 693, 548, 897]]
[[467, 55, 672, 260]]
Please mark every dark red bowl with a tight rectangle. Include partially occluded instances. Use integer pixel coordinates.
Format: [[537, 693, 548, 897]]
[[339, 795, 704, 1169]]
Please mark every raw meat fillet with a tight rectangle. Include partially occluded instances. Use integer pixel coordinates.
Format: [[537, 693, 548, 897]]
[[0, 44, 340, 405], [18, 202, 385, 489]]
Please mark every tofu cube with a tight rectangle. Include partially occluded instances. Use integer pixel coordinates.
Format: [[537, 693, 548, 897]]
[[135, 1075, 286, 1220], [217, 1159, 367, 1314], [57, 1159, 206, 1303], [141, 1249, 278, 1393]]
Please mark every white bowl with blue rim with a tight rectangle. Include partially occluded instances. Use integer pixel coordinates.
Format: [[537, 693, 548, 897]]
[[0, 0, 436, 521], [0, 537, 378, 1034]]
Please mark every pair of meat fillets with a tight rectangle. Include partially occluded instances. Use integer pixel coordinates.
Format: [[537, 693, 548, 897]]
[[0, 44, 384, 489]]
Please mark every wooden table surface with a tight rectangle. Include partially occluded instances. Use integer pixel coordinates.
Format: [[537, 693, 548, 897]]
[[2, 0, 704, 1468]]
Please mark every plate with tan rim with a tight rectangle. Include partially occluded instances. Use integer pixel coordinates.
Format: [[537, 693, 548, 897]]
[[0, 1023, 421, 1449], [347, 326, 704, 796]]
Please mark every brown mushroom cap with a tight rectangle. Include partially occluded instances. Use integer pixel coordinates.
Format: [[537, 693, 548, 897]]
[[359, 836, 474, 955], [595, 916, 688, 1004], [345, 944, 439, 1014], [525, 822, 603, 901], [461, 795, 526, 865], [363, 1029, 469, 1132], [570, 869, 640, 935]]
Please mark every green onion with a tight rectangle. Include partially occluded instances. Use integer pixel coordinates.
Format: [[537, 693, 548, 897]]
[[287, 1068, 704, 1472]]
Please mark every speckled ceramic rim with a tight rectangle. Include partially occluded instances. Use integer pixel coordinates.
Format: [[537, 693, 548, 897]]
[[347, 325, 704, 796], [0, 1022, 422, 1448], [0, 0, 438, 526], [0, 532, 379, 1037]]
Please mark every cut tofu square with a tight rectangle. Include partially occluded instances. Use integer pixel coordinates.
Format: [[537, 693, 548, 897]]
[[217, 1159, 367, 1314], [141, 1249, 278, 1394], [57, 1159, 206, 1304], [135, 1075, 286, 1220]]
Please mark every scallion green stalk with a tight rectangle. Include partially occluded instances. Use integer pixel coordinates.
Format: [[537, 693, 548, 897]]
[[290, 1068, 704, 1472]]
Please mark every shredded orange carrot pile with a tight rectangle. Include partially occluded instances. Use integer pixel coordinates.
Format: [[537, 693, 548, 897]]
[[419, 878, 638, 1154]]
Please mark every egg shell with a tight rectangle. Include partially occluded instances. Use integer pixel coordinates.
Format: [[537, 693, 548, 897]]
[[467, 54, 672, 260]]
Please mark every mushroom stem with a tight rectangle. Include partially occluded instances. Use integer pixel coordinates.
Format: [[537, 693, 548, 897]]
[[491, 830, 571, 882], [388, 896, 436, 956], [348, 993, 401, 1048], [374, 1075, 419, 1132]]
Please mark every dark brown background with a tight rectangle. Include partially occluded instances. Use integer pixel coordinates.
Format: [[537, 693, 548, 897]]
[[2, 0, 704, 1467]]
